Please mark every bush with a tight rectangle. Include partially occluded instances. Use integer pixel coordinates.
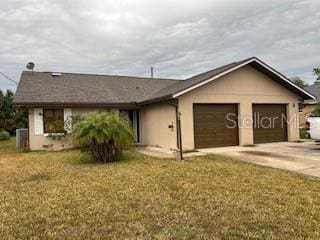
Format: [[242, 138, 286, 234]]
[[0, 130, 10, 141], [312, 103, 320, 117], [300, 129, 310, 139], [72, 112, 134, 163]]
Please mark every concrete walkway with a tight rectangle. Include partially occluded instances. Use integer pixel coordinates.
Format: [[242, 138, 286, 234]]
[[135, 141, 320, 178], [134, 146, 206, 159], [134, 146, 177, 159], [198, 141, 320, 178]]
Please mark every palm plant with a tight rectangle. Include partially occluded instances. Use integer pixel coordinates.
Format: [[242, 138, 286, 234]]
[[72, 112, 134, 163]]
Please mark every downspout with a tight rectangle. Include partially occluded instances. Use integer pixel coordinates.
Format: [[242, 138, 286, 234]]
[[27, 108, 30, 149], [166, 100, 183, 160], [177, 110, 183, 160]]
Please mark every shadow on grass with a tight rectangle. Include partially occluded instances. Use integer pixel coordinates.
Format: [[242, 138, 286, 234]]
[[67, 152, 98, 165], [24, 172, 51, 182], [67, 151, 136, 166]]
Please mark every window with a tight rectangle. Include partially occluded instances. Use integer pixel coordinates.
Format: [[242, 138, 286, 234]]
[[43, 109, 64, 133]]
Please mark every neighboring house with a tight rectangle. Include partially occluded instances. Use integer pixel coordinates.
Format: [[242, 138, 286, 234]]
[[13, 57, 315, 151], [299, 83, 320, 127]]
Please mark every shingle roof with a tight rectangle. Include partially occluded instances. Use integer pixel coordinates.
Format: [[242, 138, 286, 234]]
[[304, 83, 320, 103], [14, 57, 315, 106], [13, 71, 179, 105]]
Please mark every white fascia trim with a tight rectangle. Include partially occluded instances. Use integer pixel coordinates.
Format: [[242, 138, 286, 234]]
[[172, 58, 316, 100], [304, 101, 318, 105]]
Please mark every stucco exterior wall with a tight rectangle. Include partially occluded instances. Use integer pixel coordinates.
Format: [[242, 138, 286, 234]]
[[140, 102, 177, 150], [178, 65, 300, 150], [28, 107, 111, 150], [28, 105, 177, 151]]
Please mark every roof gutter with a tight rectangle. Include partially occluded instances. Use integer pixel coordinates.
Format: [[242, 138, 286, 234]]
[[137, 94, 174, 106]]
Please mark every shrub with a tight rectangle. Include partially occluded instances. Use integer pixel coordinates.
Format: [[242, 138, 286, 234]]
[[0, 130, 10, 141], [72, 112, 134, 163], [300, 129, 310, 139], [312, 103, 320, 117]]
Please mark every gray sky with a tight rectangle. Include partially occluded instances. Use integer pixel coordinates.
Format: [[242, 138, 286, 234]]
[[1, 0, 320, 91]]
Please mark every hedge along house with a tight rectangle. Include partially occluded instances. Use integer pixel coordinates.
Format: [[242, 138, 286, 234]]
[[13, 57, 315, 151]]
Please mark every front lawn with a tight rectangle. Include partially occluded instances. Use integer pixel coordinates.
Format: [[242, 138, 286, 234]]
[[1, 138, 320, 239]]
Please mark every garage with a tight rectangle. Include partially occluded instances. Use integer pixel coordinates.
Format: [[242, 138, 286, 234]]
[[253, 104, 288, 144], [193, 104, 239, 148]]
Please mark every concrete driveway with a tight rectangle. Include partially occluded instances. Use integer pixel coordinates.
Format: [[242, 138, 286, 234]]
[[198, 141, 320, 178]]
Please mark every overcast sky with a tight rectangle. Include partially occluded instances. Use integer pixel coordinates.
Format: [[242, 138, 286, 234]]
[[1, 0, 320, 90]]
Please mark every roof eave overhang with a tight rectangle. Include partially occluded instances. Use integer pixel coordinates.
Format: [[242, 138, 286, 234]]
[[12, 101, 139, 108], [138, 95, 174, 105], [303, 101, 319, 105], [171, 58, 316, 101]]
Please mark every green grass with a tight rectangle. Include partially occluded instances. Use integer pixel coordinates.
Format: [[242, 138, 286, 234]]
[[1, 138, 320, 239]]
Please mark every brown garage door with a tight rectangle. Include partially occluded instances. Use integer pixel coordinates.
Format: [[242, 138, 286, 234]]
[[253, 104, 288, 144], [193, 104, 239, 148]]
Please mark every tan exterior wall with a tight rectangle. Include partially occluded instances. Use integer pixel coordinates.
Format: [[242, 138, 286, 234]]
[[178, 65, 300, 150], [140, 102, 177, 150], [299, 104, 315, 127], [28, 105, 177, 151], [28, 107, 111, 151]]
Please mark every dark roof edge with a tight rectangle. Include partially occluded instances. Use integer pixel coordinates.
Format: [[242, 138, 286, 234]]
[[138, 94, 174, 105], [184, 56, 255, 81], [13, 101, 138, 107]]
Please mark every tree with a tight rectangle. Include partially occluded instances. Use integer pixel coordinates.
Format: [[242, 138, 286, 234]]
[[291, 77, 308, 88], [0, 90, 28, 134], [72, 112, 134, 163], [312, 103, 320, 117], [313, 67, 320, 83]]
